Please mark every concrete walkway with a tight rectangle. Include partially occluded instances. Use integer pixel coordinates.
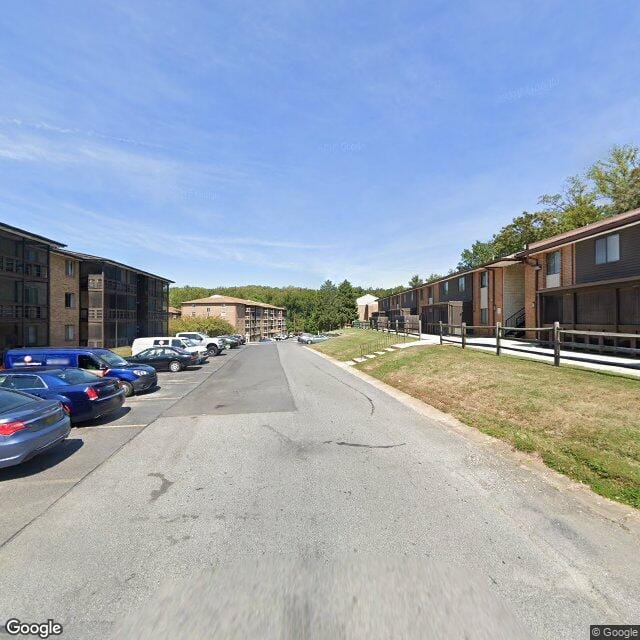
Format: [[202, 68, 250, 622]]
[[399, 333, 640, 378]]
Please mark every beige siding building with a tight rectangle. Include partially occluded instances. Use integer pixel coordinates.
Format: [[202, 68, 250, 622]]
[[49, 250, 80, 346], [181, 294, 286, 341], [356, 294, 378, 321]]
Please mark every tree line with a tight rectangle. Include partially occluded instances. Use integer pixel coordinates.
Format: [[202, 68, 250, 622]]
[[171, 145, 640, 321], [169, 281, 404, 333], [405, 144, 640, 285], [457, 144, 640, 270]]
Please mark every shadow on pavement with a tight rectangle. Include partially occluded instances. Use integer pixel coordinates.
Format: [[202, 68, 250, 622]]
[[0, 438, 84, 481], [83, 406, 132, 427]]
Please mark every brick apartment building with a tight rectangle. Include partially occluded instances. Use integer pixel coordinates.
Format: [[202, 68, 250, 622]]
[[356, 294, 378, 321], [0, 221, 172, 353], [0, 223, 63, 352], [181, 294, 286, 341], [49, 249, 81, 346], [64, 251, 172, 349], [521, 208, 640, 333], [376, 207, 640, 339]]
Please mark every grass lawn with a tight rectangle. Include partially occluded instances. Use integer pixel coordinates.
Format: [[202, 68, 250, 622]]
[[356, 344, 640, 509], [311, 328, 417, 362], [111, 346, 132, 357]]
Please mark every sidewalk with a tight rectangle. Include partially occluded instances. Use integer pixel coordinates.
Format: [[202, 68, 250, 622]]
[[397, 333, 640, 378]]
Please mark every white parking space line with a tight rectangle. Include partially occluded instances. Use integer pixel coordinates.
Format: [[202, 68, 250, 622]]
[[78, 424, 147, 430], [0, 477, 82, 488], [126, 397, 182, 402]]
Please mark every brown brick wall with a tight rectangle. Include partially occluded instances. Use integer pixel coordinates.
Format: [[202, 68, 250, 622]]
[[182, 301, 286, 340], [493, 268, 504, 325], [49, 253, 80, 346], [472, 272, 481, 325], [524, 259, 539, 331], [184, 301, 242, 328]]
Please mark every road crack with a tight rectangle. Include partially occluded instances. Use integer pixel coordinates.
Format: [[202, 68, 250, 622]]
[[308, 361, 375, 415], [325, 441, 406, 449]]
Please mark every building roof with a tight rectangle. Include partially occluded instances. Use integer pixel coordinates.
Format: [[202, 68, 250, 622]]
[[522, 207, 640, 254], [168, 306, 181, 314], [0, 221, 65, 247], [63, 250, 174, 283], [181, 294, 285, 310], [356, 294, 378, 305]]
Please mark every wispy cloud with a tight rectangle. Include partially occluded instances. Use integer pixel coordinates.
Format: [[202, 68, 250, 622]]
[[0, 116, 167, 150]]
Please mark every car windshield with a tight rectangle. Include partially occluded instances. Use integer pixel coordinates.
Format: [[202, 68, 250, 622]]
[[53, 369, 103, 385], [97, 351, 129, 367], [0, 388, 36, 412]]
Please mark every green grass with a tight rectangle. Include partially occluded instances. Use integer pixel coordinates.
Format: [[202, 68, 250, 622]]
[[310, 328, 417, 361], [111, 346, 132, 357], [356, 344, 640, 509]]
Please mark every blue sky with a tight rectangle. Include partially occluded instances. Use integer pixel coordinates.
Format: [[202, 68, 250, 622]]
[[1, 1, 639, 288]]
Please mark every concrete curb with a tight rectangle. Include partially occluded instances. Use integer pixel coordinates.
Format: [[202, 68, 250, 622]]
[[305, 345, 640, 532]]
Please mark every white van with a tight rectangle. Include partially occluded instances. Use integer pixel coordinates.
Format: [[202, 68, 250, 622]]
[[131, 337, 208, 363]]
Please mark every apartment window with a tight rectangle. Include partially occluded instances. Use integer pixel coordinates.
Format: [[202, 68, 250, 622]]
[[26, 325, 37, 346], [547, 251, 560, 275], [595, 234, 620, 264], [65, 324, 75, 341], [65, 259, 75, 277], [458, 277, 465, 293], [480, 308, 488, 325], [441, 281, 449, 296], [65, 292, 76, 308], [480, 271, 488, 288]]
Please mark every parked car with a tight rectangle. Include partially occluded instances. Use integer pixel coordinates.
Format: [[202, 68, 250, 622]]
[[175, 332, 224, 355], [259, 337, 273, 343], [0, 368, 125, 424], [300, 334, 329, 344], [0, 388, 71, 469], [126, 347, 195, 372], [131, 337, 208, 363], [232, 334, 246, 345], [3, 348, 157, 398], [297, 333, 313, 343], [218, 336, 240, 348]]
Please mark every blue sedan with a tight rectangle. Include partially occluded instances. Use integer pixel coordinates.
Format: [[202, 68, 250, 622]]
[[0, 388, 71, 469], [0, 368, 125, 424]]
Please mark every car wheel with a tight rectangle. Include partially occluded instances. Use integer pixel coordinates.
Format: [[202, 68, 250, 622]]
[[208, 344, 220, 356], [120, 381, 134, 397], [169, 360, 182, 373]]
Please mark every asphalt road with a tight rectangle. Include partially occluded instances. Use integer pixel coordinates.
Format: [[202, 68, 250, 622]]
[[0, 342, 639, 639]]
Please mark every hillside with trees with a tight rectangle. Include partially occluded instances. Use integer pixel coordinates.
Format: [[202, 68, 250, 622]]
[[169, 281, 404, 333], [456, 144, 640, 270]]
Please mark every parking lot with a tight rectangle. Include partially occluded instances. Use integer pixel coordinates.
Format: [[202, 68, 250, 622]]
[[0, 346, 246, 545], [1, 339, 640, 639]]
